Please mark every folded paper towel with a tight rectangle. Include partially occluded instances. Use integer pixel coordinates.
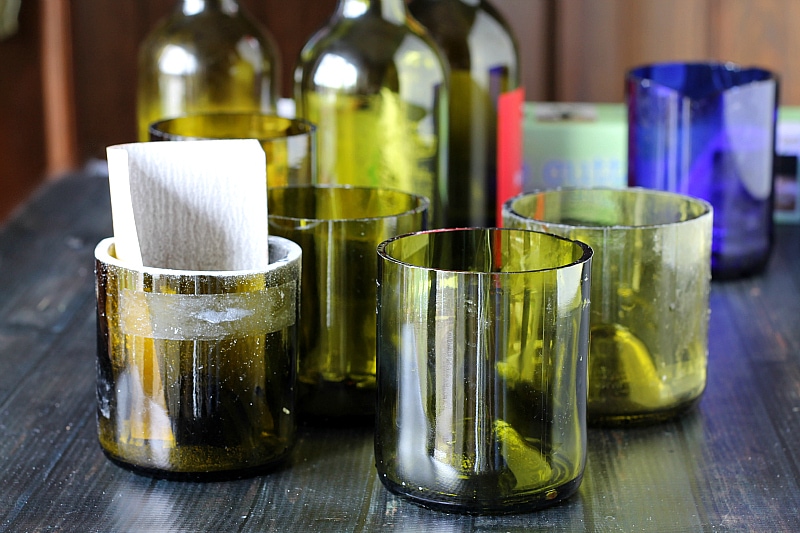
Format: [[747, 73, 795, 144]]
[[106, 140, 269, 271]]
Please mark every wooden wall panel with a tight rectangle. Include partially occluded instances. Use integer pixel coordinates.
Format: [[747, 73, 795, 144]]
[[4, 0, 800, 224], [554, 0, 711, 102], [245, 0, 338, 98], [41, 0, 78, 177], [67, 0, 336, 163], [710, 0, 800, 105], [59, 0, 800, 166], [493, 0, 553, 101], [553, 0, 800, 104], [0, 1, 46, 222], [69, 1, 170, 161]]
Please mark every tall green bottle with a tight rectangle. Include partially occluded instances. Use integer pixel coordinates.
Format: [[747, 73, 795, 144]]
[[409, 0, 523, 227], [294, 0, 449, 227], [137, 0, 280, 141]]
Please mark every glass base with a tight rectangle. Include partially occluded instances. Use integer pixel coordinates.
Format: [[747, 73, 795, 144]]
[[297, 379, 376, 425], [711, 249, 771, 280], [588, 395, 701, 427], [378, 472, 583, 516], [100, 447, 291, 481]]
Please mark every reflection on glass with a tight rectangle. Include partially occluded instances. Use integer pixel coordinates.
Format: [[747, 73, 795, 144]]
[[95, 236, 301, 479], [504, 188, 712, 426], [150, 113, 317, 188], [375, 228, 592, 514], [269, 185, 429, 422]]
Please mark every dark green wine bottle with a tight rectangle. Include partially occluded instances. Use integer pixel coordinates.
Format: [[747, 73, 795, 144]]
[[409, 0, 523, 227], [137, 0, 280, 141], [294, 0, 449, 227]]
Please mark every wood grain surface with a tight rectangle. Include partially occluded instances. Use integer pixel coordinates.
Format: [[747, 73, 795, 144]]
[[0, 174, 797, 531]]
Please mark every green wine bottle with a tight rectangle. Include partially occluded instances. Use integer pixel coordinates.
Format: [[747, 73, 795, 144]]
[[408, 0, 523, 227], [294, 0, 449, 227], [137, 0, 280, 141]]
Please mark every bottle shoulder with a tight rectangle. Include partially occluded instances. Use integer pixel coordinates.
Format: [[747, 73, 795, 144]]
[[139, 12, 277, 64], [408, 0, 518, 72], [296, 18, 448, 91], [299, 17, 444, 65]]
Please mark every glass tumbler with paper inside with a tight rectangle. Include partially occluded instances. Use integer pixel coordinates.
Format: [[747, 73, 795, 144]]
[[375, 228, 592, 514], [95, 236, 301, 479]]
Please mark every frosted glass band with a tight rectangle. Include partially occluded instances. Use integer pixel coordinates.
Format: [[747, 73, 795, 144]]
[[119, 284, 296, 340]]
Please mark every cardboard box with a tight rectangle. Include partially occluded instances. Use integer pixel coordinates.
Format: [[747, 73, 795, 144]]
[[524, 102, 799, 224], [776, 107, 800, 224], [523, 102, 627, 192]]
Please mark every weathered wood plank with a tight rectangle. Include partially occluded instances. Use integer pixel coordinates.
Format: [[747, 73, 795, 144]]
[[0, 176, 798, 531], [0, 172, 111, 334]]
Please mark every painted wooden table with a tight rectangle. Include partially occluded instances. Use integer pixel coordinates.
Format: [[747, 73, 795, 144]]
[[0, 173, 798, 532]]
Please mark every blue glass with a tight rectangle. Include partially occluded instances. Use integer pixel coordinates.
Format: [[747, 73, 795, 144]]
[[627, 62, 778, 279]]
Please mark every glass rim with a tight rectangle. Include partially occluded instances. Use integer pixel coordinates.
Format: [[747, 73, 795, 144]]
[[267, 184, 430, 222], [503, 187, 713, 231], [94, 235, 301, 278], [377, 227, 593, 275], [626, 61, 776, 84], [149, 112, 316, 141]]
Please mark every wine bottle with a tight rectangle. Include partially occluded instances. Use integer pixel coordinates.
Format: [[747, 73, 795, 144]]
[[408, 0, 523, 227], [137, 0, 280, 141], [294, 0, 449, 227]]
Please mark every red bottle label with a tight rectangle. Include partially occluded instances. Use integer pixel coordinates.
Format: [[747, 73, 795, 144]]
[[497, 87, 524, 227]]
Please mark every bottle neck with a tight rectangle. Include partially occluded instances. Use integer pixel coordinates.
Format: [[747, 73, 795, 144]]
[[181, 0, 239, 16], [336, 0, 407, 24]]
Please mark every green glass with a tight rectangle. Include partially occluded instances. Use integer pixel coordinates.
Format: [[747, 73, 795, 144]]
[[95, 236, 301, 479], [294, 0, 449, 227], [409, 0, 522, 227], [137, 0, 280, 142], [504, 188, 713, 426], [149, 113, 317, 188], [268, 186, 429, 422], [375, 228, 592, 514]]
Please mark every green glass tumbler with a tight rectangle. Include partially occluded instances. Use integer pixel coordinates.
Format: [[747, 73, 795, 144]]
[[149, 113, 316, 188], [375, 228, 592, 514], [95, 235, 301, 479], [504, 188, 713, 426], [268, 185, 429, 422]]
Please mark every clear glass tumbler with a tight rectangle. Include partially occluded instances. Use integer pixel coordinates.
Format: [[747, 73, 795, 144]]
[[268, 185, 429, 422], [626, 61, 777, 279], [375, 228, 592, 514], [149, 113, 317, 188], [504, 188, 713, 426], [95, 235, 301, 479]]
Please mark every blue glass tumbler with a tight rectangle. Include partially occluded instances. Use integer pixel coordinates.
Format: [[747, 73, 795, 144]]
[[627, 62, 778, 279]]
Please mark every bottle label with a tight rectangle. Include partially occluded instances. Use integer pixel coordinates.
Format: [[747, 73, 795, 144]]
[[497, 87, 525, 226]]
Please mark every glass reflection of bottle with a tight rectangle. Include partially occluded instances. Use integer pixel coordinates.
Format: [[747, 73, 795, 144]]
[[137, 0, 280, 141], [408, 0, 522, 227], [294, 0, 449, 227]]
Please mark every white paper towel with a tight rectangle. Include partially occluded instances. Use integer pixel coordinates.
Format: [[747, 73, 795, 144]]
[[106, 140, 269, 271]]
